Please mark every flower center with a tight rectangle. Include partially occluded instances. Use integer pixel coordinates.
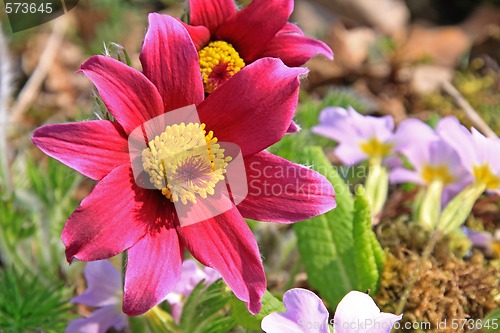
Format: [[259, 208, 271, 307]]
[[359, 138, 393, 160], [473, 164, 500, 190], [198, 41, 245, 93], [141, 123, 231, 204], [421, 165, 455, 185]]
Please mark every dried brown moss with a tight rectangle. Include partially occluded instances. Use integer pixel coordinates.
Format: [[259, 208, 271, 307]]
[[374, 221, 500, 333]]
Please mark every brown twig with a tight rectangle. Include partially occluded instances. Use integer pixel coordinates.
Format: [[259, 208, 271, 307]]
[[441, 80, 498, 138], [10, 16, 68, 123]]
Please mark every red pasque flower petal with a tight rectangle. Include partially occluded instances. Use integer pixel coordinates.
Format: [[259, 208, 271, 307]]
[[123, 213, 183, 316], [216, 0, 294, 63], [177, 19, 211, 50], [140, 13, 204, 112], [198, 58, 307, 157], [259, 31, 333, 67], [32, 121, 129, 181], [79, 56, 164, 135], [238, 151, 336, 223], [179, 200, 266, 314], [188, 0, 236, 35], [62, 165, 160, 262]]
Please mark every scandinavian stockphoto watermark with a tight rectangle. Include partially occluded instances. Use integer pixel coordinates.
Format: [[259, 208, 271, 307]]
[[126, 105, 360, 226], [2, 0, 79, 32], [128, 105, 248, 227]]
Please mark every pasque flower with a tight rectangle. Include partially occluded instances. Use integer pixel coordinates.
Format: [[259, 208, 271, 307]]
[[32, 14, 335, 316], [312, 106, 395, 165], [183, 0, 333, 93], [261, 289, 402, 333], [66, 260, 127, 333]]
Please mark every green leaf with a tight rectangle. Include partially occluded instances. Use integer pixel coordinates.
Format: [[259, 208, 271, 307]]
[[437, 183, 485, 234], [483, 309, 500, 333], [0, 266, 72, 333], [418, 181, 443, 230], [352, 188, 381, 293], [291, 147, 385, 308], [369, 231, 385, 290], [293, 146, 357, 307], [230, 291, 285, 331], [364, 163, 389, 218], [179, 279, 236, 333]]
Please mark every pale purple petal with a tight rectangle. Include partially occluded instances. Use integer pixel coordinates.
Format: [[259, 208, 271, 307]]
[[202, 266, 221, 285], [71, 260, 121, 307], [313, 107, 394, 144], [436, 117, 477, 172], [65, 305, 126, 333], [393, 119, 437, 171], [313, 107, 395, 164], [393, 118, 437, 152], [334, 291, 402, 333], [334, 143, 369, 165], [262, 288, 329, 333], [389, 168, 423, 185], [471, 128, 500, 174], [164, 259, 221, 322], [462, 226, 493, 249]]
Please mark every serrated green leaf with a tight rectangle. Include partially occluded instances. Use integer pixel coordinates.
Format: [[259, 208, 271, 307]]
[[230, 291, 285, 331], [288, 147, 385, 308], [369, 231, 385, 290], [483, 309, 500, 333], [292, 146, 358, 307], [352, 189, 380, 293]]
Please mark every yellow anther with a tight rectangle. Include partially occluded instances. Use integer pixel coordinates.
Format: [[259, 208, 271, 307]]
[[421, 165, 455, 185], [359, 137, 393, 160], [198, 41, 245, 93], [141, 123, 232, 204], [473, 164, 500, 190]]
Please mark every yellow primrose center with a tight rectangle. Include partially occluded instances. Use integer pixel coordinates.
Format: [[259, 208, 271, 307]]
[[142, 123, 232, 204], [421, 165, 455, 185], [198, 41, 245, 93], [473, 164, 500, 189], [359, 137, 393, 160]]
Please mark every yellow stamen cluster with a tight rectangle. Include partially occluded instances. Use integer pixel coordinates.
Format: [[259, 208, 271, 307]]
[[142, 123, 232, 204], [473, 164, 500, 190], [198, 41, 245, 93], [421, 165, 455, 185], [359, 138, 393, 161]]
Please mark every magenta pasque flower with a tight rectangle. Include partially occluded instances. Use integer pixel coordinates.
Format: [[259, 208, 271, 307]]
[[182, 0, 333, 93], [32, 14, 335, 316]]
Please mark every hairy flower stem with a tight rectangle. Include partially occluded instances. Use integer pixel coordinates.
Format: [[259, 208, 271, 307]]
[[395, 231, 442, 315]]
